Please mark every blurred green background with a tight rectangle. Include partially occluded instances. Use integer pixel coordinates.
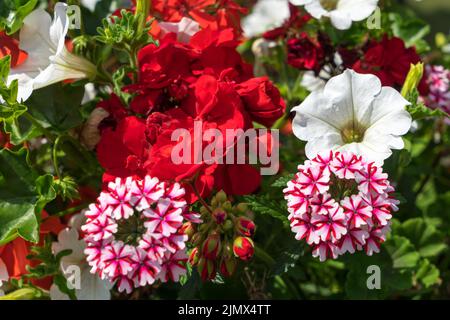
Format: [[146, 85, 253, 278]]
[[405, 0, 450, 34]]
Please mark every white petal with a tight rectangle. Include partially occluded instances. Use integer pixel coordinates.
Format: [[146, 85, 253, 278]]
[[337, 0, 379, 21], [292, 90, 341, 141], [242, 0, 290, 38], [305, 133, 343, 159], [329, 10, 352, 30], [304, 1, 329, 19], [159, 17, 200, 44], [366, 87, 412, 135], [50, 3, 70, 54]]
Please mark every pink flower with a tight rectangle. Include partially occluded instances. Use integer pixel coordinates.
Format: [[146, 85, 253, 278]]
[[130, 248, 161, 287], [355, 163, 388, 194], [158, 251, 188, 283], [296, 165, 330, 195], [330, 152, 362, 179], [364, 226, 390, 256], [341, 194, 372, 228], [82, 175, 198, 293], [310, 193, 336, 216], [290, 215, 320, 245], [130, 176, 164, 210], [311, 204, 347, 242], [102, 242, 134, 278], [285, 180, 311, 218], [338, 227, 369, 254], [312, 241, 340, 262], [105, 178, 134, 220], [143, 199, 184, 237], [284, 150, 398, 261], [82, 209, 117, 242], [363, 193, 392, 226]]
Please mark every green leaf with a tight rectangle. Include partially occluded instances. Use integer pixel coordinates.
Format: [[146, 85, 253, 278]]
[[407, 102, 448, 121], [244, 194, 289, 227], [397, 218, 447, 258], [0, 148, 56, 244], [26, 83, 85, 132], [345, 236, 420, 299], [0, 0, 38, 34], [271, 174, 294, 188], [389, 13, 430, 53], [415, 259, 440, 288]]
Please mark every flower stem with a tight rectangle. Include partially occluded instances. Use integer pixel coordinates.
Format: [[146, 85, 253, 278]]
[[254, 245, 275, 266]]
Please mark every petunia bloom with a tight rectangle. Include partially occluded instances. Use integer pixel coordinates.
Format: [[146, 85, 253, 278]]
[[292, 69, 412, 164], [291, 0, 378, 30], [7, 3, 97, 102]]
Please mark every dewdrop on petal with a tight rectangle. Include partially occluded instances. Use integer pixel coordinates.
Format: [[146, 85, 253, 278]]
[[283, 150, 398, 262]]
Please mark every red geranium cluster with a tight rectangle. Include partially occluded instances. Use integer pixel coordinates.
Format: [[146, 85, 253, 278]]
[[150, 0, 247, 38], [353, 36, 428, 93], [96, 27, 285, 202]]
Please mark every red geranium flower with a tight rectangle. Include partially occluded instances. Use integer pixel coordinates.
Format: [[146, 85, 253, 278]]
[[236, 76, 286, 128], [287, 32, 325, 73], [0, 31, 28, 68], [352, 36, 428, 94]]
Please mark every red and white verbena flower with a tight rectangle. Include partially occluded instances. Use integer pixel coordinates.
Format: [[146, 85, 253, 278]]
[[81, 176, 200, 293], [283, 150, 398, 261]]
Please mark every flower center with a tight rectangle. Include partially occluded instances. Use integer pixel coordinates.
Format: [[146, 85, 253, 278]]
[[328, 175, 359, 200], [320, 0, 339, 11], [115, 213, 147, 246], [340, 122, 366, 144]]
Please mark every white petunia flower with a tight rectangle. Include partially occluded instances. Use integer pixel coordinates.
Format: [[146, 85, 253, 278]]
[[8, 2, 97, 102], [242, 0, 291, 38], [81, 0, 101, 12], [50, 212, 112, 300], [291, 0, 378, 30], [292, 69, 412, 164], [159, 17, 200, 44]]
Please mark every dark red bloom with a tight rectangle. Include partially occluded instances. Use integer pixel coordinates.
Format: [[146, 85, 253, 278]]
[[287, 33, 325, 72], [263, 4, 311, 40], [236, 77, 286, 127], [352, 36, 427, 93]]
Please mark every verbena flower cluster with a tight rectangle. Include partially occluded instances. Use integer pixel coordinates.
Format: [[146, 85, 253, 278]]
[[283, 151, 399, 261], [81, 176, 201, 293], [425, 65, 450, 115]]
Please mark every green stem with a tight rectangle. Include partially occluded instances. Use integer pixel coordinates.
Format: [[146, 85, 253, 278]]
[[254, 245, 275, 266], [52, 136, 63, 178], [43, 203, 88, 220], [135, 0, 151, 35], [191, 179, 213, 214]]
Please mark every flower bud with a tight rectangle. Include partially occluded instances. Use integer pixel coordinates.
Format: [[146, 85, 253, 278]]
[[222, 201, 232, 212], [188, 247, 200, 266], [220, 257, 237, 277], [233, 237, 254, 261], [202, 233, 221, 259], [236, 216, 256, 237], [223, 219, 234, 231], [180, 222, 195, 240], [197, 257, 216, 281], [236, 203, 248, 214], [401, 62, 424, 98], [191, 232, 202, 246], [216, 190, 227, 203], [212, 208, 227, 225]]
